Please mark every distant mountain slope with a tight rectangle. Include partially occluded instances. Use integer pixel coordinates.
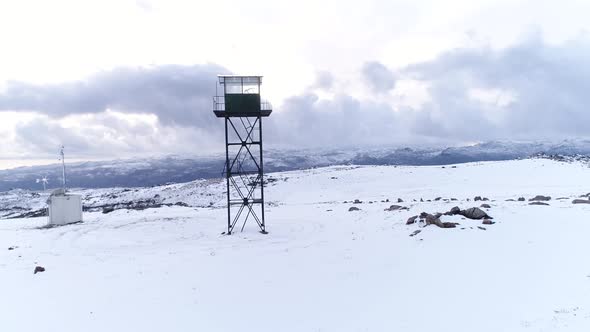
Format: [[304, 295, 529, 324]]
[[2, 139, 590, 191]]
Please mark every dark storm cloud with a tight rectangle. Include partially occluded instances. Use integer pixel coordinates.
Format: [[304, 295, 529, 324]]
[[361, 61, 396, 92], [0, 64, 229, 129], [403, 36, 590, 140]]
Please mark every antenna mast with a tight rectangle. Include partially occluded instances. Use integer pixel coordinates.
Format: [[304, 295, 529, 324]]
[[60, 145, 66, 191]]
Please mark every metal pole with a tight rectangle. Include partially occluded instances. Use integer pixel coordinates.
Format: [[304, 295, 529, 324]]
[[259, 115, 267, 234], [60, 146, 66, 191], [225, 117, 231, 234]]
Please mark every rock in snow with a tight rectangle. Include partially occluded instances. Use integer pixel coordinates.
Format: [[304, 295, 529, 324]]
[[459, 207, 492, 220], [384, 205, 407, 211], [409, 230, 421, 237], [529, 201, 550, 206], [449, 206, 461, 215], [572, 199, 590, 204], [529, 195, 551, 201]]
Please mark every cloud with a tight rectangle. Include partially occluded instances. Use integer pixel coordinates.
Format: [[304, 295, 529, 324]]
[[269, 36, 590, 147], [11, 111, 222, 159], [312, 70, 334, 91], [361, 61, 396, 93], [403, 35, 590, 140], [0, 63, 229, 129], [3, 35, 590, 161]]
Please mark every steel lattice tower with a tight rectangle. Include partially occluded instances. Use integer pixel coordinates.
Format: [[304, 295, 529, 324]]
[[213, 76, 272, 234]]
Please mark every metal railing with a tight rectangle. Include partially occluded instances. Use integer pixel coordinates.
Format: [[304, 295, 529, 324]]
[[213, 96, 272, 112]]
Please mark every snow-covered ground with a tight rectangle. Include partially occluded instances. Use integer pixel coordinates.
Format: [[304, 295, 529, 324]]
[[1, 159, 590, 331]]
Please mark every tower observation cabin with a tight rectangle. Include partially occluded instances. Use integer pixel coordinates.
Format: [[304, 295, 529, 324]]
[[213, 75, 272, 235], [213, 76, 272, 118]]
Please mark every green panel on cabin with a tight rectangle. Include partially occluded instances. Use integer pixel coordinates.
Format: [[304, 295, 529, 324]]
[[225, 94, 261, 113]]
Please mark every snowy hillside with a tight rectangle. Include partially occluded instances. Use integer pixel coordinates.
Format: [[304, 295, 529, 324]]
[[1, 159, 590, 331]]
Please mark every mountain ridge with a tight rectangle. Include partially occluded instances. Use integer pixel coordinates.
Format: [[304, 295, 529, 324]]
[[2, 139, 590, 191]]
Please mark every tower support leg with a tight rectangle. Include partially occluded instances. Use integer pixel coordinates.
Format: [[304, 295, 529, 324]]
[[224, 116, 267, 234]]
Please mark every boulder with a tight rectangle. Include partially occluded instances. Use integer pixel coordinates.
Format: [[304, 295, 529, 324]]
[[441, 222, 459, 228], [397, 198, 403, 203], [434, 197, 442, 201], [529, 195, 551, 201], [384, 205, 407, 211], [421, 213, 444, 228], [102, 207, 115, 214], [572, 199, 590, 204], [449, 206, 461, 215], [480, 204, 491, 209], [482, 219, 495, 225], [406, 215, 418, 225], [34, 266, 45, 274], [409, 230, 421, 237], [459, 207, 492, 220], [518, 197, 525, 202], [353, 199, 362, 204], [474, 196, 482, 201], [348, 206, 361, 212], [482, 197, 489, 201]]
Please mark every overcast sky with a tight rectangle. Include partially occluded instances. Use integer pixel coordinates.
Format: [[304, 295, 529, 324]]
[[1, 0, 590, 168]]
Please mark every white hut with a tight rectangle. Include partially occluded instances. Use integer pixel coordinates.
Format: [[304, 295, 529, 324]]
[[47, 189, 83, 226]]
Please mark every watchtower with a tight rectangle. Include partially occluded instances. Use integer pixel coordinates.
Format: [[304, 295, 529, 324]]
[[213, 75, 272, 234]]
